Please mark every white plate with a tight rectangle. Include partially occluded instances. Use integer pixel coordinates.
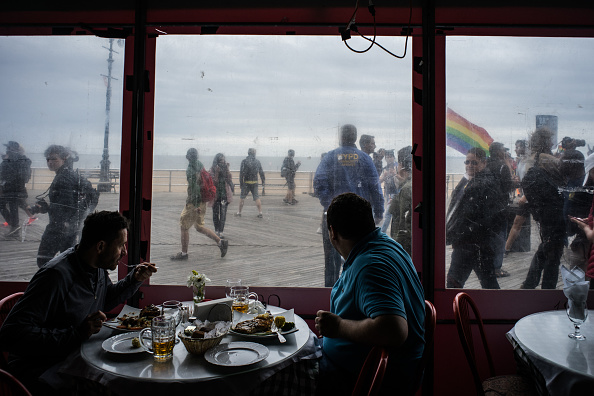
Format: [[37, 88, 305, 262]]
[[229, 326, 299, 338], [204, 342, 269, 366], [231, 309, 299, 338], [103, 305, 144, 331], [102, 332, 147, 354]]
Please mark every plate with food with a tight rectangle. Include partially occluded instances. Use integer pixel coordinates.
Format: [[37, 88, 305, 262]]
[[230, 309, 299, 338], [103, 304, 161, 331], [204, 341, 269, 366], [101, 332, 147, 354]]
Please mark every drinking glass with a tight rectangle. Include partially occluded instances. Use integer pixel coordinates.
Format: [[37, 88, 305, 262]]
[[162, 300, 183, 327], [230, 285, 258, 313], [139, 315, 176, 361], [225, 278, 242, 298], [567, 300, 588, 340]]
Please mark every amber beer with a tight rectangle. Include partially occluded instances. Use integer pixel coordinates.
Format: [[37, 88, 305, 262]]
[[232, 301, 249, 313], [152, 338, 175, 360], [139, 315, 176, 361]]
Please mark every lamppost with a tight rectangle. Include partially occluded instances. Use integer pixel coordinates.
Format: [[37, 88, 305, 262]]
[[99, 38, 120, 192]]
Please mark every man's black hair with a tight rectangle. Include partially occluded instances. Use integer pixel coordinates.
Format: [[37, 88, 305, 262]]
[[79, 211, 130, 248], [340, 124, 357, 146], [359, 134, 375, 150], [327, 193, 375, 240]]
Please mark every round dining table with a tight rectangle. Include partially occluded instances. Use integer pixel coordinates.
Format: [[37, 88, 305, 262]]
[[60, 305, 321, 395], [507, 310, 594, 396]]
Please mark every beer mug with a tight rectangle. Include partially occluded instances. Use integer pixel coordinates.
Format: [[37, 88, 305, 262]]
[[139, 315, 176, 361], [230, 285, 258, 313]]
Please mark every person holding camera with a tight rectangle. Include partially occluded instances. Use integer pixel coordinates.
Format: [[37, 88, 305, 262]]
[[33, 145, 98, 268]]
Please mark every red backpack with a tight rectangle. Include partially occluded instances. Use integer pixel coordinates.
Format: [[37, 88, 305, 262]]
[[200, 168, 217, 203]]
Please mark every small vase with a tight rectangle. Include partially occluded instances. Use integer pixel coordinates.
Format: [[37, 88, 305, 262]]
[[192, 285, 205, 304]]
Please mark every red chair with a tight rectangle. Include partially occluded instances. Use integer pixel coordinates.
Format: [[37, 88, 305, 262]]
[[0, 292, 24, 369], [453, 292, 535, 396], [413, 300, 437, 393], [352, 346, 389, 396], [0, 368, 32, 396]]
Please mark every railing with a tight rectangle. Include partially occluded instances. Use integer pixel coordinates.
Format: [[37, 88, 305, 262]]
[[27, 167, 464, 198]]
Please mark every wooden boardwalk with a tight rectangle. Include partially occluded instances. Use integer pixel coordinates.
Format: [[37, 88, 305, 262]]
[[0, 188, 563, 290]]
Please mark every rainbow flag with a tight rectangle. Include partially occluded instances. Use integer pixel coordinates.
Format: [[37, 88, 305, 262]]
[[446, 108, 493, 155]]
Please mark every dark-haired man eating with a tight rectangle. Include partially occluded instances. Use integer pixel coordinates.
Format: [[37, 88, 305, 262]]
[[0, 210, 157, 394]]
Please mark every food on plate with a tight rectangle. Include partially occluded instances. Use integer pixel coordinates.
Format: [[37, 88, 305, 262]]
[[274, 315, 286, 329], [281, 322, 295, 332], [131, 337, 141, 348], [116, 304, 161, 330], [234, 312, 274, 334]]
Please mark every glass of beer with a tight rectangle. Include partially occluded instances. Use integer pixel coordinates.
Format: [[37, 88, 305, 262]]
[[139, 315, 176, 361], [230, 285, 258, 313]]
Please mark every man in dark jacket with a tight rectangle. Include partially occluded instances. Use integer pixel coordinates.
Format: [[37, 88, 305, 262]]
[[236, 148, 265, 218], [486, 142, 513, 277], [0, 211, 157, 394], [314, 124, 384, 286], [282, 149, 301, 205], [0, 141, 32, 237]]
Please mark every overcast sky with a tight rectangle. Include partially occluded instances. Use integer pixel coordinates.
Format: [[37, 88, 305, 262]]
[[1, 34, 592, 161]]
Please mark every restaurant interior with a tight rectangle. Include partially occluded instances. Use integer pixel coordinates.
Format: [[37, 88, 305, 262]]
[[1, 1, 594, 395]]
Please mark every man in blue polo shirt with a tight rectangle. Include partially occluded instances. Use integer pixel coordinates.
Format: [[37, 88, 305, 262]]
[[314, 124, 384, 287], [315, 193, 425, 395]]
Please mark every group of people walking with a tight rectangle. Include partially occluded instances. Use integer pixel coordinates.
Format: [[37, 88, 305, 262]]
[[1, 141, 99, 268], [446, 128, 594, 289]]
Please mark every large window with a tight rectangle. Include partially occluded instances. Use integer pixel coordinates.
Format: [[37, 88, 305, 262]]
[[149, 35, 413, 287], [0, 36, 125, 282], [445, 36, 594, 290]]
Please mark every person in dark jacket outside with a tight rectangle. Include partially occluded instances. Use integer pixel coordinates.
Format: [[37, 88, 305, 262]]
[[0, 210, 157, 395], [389, 146, 413, 255], [34, 145, 98, 268], [235, 148, 265, 218], [282, 149, 301, 205], [520, 128, 566, 289], [0, 141, 32, 237], [210, 153, 234, 238], [314, 124, 384, 287], [446, 147, 500, 289], [486, 141, 513, 278]]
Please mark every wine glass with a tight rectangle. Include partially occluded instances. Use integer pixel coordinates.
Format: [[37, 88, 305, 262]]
[[567, 300, 588, 340], [225, 278, 242, 298]]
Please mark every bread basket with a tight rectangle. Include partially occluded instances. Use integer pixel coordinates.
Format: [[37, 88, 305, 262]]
[[179, 332, 226, 355], [179, 303, 232, 355]]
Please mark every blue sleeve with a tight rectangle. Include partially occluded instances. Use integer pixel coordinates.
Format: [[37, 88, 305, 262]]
[[355, 258, 406, 320]]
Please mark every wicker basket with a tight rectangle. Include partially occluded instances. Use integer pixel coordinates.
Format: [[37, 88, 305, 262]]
[[179, 332, 226, 355]]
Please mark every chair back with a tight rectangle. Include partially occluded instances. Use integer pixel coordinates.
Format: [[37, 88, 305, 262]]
[[0, 368, 32, 396], [351, 346, 389, 396], [453, 292, 496, 396], [413, 300, 437, 392], [0, 292, 24, 369]]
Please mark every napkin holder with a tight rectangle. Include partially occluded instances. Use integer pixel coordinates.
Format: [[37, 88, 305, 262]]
[[194, 298, 233, 322]]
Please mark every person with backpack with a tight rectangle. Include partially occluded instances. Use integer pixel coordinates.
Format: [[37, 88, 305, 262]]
[[520, 128, 566, 289], [0, 141, 33, 237], [281, 149, 301, 205], [235, 148, 265, 218], [171, 148, 228, 260], [33, 145, 99, 267]]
